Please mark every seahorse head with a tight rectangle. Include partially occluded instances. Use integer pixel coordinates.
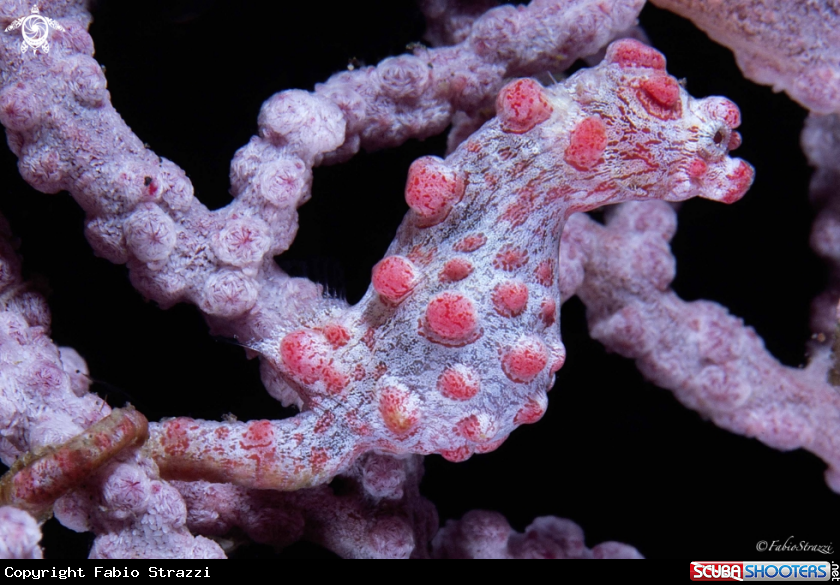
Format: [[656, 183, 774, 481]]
[[562, 39, 754, 205]]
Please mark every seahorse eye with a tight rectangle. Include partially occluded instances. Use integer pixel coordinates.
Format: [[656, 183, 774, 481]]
[[698, 125, 731, 162]]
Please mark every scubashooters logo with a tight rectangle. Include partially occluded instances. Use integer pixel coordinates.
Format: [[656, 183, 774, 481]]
[[690, 561, 838, 581], [5, 5, 65, 55]]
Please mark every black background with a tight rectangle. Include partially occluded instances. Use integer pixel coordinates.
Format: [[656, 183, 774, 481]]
[[0, 0, 835, 559]]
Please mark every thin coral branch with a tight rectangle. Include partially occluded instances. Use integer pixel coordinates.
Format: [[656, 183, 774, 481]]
[[650, 0, 840, 114], [560, 200, 840, 492]]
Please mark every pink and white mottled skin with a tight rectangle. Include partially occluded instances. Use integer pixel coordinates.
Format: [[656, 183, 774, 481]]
[[147, 39, 753, 489], [650, 0, 840, 114]]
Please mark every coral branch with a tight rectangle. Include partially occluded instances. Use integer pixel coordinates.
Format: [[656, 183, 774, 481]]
[[432, 511, 642, 559], [802, 112, 840, 337], [0, 406, 147, 519], [0, 506, 41, 558], [174, 454, 437, 559], [419, 0, 501, 47], [561, 200, 840, 492], [0, 209, 224, 557], [0, 210, 113, 471], [650, 0, 840, 114]]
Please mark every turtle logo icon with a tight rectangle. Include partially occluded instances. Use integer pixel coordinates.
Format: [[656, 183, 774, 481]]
[[5, 5, 65, 55]]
